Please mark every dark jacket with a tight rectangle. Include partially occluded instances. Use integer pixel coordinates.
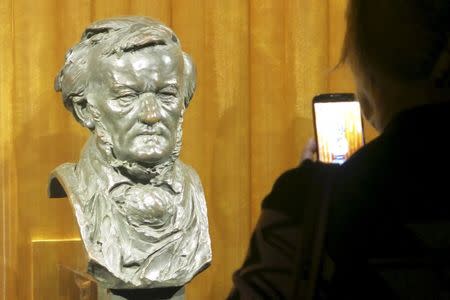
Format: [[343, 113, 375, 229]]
[[229, 102, 450, 299]]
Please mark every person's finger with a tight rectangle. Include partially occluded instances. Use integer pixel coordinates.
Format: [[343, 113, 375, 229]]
[[300, 137, 317, 163]]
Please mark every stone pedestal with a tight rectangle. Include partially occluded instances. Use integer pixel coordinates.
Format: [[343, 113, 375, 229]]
[[105, 287, 185, 300], [60, 265, 185, 300]]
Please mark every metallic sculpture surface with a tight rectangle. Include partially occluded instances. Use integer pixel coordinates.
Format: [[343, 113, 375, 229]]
[[48, 16, 211, 289]]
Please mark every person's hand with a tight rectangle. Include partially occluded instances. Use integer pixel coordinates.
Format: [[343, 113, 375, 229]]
[[300, 137, 317, 163]]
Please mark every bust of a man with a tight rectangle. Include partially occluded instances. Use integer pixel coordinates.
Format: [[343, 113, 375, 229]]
[[49, 17, 211, 289]]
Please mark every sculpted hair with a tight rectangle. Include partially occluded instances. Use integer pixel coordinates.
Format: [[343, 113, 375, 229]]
[[55, 16, 196, 123], [342, 0, 450, 85]]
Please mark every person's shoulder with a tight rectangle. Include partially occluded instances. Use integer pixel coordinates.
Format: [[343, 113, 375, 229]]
[[268, 160, 338, 194], [262, 160, 339, 218], [339, 133, 392, 178], [331, 132, 402, 212]]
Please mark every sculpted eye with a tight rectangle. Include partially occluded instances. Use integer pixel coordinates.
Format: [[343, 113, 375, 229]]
[[117, 94, 137, 106], [158, 93, 176, 101], [158, 87, 178, 101], [160, 91, 177, 96]]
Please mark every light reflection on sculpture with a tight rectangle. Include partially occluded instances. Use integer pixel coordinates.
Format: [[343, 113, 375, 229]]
[[48, 17, 212, 289]]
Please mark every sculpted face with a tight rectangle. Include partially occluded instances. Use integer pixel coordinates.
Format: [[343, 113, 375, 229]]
[[86, 46, 184, 167]]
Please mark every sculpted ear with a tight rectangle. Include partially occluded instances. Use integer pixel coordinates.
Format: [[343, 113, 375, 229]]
[[182, 53, 196, 108], [72, 96, 95, 129]]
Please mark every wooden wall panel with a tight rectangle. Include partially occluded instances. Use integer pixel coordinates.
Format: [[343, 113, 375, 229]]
[[32, 240, 86, 300], [13, 0, 92, 240], [250, 0, 329, 226], [0, 1, 17, 299], [249, 0, 292, 227], [92, 0, 171, 24], [91, 0, 131, 20], [129, 0, 172, 23], [11, 1, 92, 299], [174, 0, 251, 298]]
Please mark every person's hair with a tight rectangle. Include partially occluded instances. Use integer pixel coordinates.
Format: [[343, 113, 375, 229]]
[[342, 0, 450, 86], [55, 16, 196, 123]]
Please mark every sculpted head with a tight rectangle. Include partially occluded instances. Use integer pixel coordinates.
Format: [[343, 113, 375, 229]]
[[55, 17, 196, 170]]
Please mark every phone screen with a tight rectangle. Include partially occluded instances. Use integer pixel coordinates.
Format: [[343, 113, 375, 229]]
[[313, 99, 364, 164]]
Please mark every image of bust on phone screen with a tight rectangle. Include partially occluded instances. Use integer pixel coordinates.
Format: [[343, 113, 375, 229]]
[[312, 94, 364, 165]]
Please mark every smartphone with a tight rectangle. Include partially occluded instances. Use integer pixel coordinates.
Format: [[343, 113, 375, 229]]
[[312, 93, 365, 164]]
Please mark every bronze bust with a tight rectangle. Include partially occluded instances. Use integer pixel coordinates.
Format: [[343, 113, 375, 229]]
[[49, 17, 211, 289]]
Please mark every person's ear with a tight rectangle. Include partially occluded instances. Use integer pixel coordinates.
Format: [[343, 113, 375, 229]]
[[72, 96, 95, 129], [182, 53, 196, 108]]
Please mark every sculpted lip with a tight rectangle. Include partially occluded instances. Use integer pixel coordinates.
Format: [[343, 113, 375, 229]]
[[136, 132, 161, 136], [134, 127, 165, 136]]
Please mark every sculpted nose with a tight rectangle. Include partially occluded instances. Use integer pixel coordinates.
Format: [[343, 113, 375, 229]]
[[139, 94, 161, 125]]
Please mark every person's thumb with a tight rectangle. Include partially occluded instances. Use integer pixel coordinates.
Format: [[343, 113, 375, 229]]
[[300, 137, 317, 163]]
